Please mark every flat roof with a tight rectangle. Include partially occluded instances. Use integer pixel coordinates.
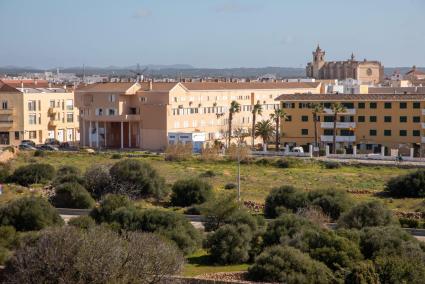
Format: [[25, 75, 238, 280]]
[[275, 93, 425, 101]]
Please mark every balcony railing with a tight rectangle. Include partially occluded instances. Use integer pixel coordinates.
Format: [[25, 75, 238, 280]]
[[0, 108, 14, 115], [0, 120, 13, 128], [321, 122, 356, 129], [323, 108, 356, 115], [321, 135, 356, 143]]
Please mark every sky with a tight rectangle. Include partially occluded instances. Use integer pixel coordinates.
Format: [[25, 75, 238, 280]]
[[0, 0, 424, 69]]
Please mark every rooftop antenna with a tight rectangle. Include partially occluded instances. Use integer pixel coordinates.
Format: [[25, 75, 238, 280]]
[[129, 63, 148, 82], [83, 64, 86, 82]]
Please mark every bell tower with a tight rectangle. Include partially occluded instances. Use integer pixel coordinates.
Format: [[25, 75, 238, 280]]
[[312, 44, 326, 78]]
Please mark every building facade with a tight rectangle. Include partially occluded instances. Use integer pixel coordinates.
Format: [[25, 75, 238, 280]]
[[276, 93, 425, 156], [306, 45, 384, 84], [0, 80, 79, 146], [75, 81, 321, 151]]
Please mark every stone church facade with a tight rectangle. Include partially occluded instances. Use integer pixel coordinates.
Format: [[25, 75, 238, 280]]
[[306, 45, 384, 84]]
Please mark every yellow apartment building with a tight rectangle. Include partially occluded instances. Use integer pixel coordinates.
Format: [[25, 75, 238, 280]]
[[0, 80, 80, 146], [276, 93, 425, 156], [75, 81, 321, 150]]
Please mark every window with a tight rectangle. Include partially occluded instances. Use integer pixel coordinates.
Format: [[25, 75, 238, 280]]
[[358, 116, 365, 122], [413, 116, 420, 123], [413, 130, 420, 137], [66, 100, 73, 110], [301, 129, 308, 135], [28, 131, 37, 139], [370, 102, 377, 109], [28, 100, 36, 111], [109, 95, 116, 102], [384, 116, 392, 122], [283, 102, 295, 109], [369, 116, 377, 122], [399, 130, 407, 136], [285, 116, 292, 122], [413, 102, 421, 109], [67, 113, 74, 123], [358, 102, 365, 109], [400, 102, 407, 109], [28, 114, 36, 125], [324, 116, 334, 122], [324, 129, 334, 135], [139, 97, 147, 102], [384, 130, 392, 136], [384, 102, 392, 109], [108, 109, 116, 116], [301, 115, 309, 122], [400, 116, 407, 123], [50, 100, 55, 108], [342, 102, 354, 109], [1, 100, 8, 109], [14, 132, 19, 140], [369, 129, 377, 136]]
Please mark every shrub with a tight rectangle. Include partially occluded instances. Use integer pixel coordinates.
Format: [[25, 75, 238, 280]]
[[199, 170, 216, 178], [399, 217, 420, 228], [33, 150, 45, 157], [275, 157, 301, 168], [57, 165, 81, 177], [170, 178, 212, 207], [345, 261, 379, 284], [247, 246, 334, 283], [84, 164, 112, 199], [51, 183, 95, 209], [264, 186, 308, 218], [0, 163, 10, 183], [337, 201, 394, 229], [374, 252, 425, 284], [11, 163, 55, 186], [323, 161, 342, 169], [165, 143, 192, 161], [109, 159, 167, 199], [111, 153, 121, 159], [224, 182, 237, 190], [226, 144, 250, 162], [207, 224, 252, 264], [255, 158, 273, 166], [199, 193, 240, 231], [200, 145, 220, 161], [307, 189, 352, 220], [385, 170, 425, 197], [0, 197, 63, 231], [90, 194, 132, 223], [68, 216, 96, 230], [223, 209, 260, 233]]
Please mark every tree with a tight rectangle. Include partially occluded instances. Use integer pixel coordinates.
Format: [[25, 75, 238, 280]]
[[264, 186, 308, 218], [50, 182, 95, 209], [207, 224, 252, 264], [254, 120, 274, 151], [84, 164, 112, 199], [385, 169, 425, 197], [0, 197, 63, 231], [251, 101, 262, 147], [337, 201, 393, 229], [170, 178, 213, 207], [3, 226, 184, 284], [199, 193, 240, 231], [247, 246, 334, 284], [330, 103, 346, 154], [307, 189, 353, 220], [311, 103, 324, 151], [109, 159, 166, 199], [227, 100, 241, 147], [269, 108, 288, 151], [11, 163, 55, 186]]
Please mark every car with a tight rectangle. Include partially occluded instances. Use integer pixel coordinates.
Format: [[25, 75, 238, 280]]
[[21, 140, 36, 147], [19, 144, 37, 151], [292, 147, 304, 153], [38, 144, 59, 151], [44, 138, 60, 145]]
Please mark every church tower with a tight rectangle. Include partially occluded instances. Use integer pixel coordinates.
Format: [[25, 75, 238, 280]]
[[312, 44, 326, 78]]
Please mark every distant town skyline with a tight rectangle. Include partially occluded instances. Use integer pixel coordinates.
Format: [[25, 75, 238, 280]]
[[1, 0, 424, 69]]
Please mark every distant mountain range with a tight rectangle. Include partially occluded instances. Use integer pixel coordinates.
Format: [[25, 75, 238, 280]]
[[0, 65, 423, 79]]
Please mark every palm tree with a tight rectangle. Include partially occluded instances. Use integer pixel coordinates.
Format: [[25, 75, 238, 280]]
[[330, 103, 346, 154], [311, 103, 324, 151], [269, 108, 288, 152], [227, 101, 241, 147], [251, 101, 262, 148], [255, 120, 274, 151]]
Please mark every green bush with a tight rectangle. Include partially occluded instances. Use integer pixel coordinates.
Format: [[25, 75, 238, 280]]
[[399, 217, 420, 228], [345, 261, 379, 284], [51, 182, 95, 209], [0, 197, 63, 231], [109, 159, 167, 199], [374, 252, 425, 284], [255, 158, 273, 166], [57, 165, 81, 177], [0, 163, 10, 183], [337, 201, 394, 229], [207, 224, 252, 264], [247, 246, 334, 283], [199, 170, 216, 178], [385, 170, 425, 197], [90, 194, 132, 223], [0, 226, 18, 249], [11, 163, 55, 186], [323, 161, 341, 169], [33, 150, 45, 157], [111, 153, 122, 159], [275, 157, 301, 168], [307, 189, 352, 220], [84, 164, 112, 199], [224, 183, 236, 190], [170, 178, 212, 207], [68, 216, 96, 230], [264, 186, 308, 218], [199, 193, 240, 231]]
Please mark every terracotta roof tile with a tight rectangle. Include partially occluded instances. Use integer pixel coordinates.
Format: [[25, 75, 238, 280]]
[[0, 81, 21, 93], [180, 81, 320, 90], [76, 82, 138, 92]]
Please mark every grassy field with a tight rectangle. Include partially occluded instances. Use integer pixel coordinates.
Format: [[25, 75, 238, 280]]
[[2, 151, 423, 211]]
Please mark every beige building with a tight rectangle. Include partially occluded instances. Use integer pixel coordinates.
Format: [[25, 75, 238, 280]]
[[0, 80, 79, 146], [276, 93, 425, 156], [306, 45, 384, 84], [75, 81, 321, 151]]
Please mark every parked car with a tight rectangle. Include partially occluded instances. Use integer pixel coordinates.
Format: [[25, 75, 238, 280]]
[[292, 147, 304, 153], [19, 144, 37, 151], [38, 144, 59, 151], [21, 140, 36, 147], [44, 138, 60, 145], [59, 142, 78, 151]]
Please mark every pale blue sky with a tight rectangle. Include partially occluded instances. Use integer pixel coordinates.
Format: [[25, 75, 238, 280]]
[[0, 0, 424, 68]]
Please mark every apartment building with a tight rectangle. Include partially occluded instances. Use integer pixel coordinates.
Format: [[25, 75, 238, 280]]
[[75, 81, 321, 150], [276, 93, 425, 155], [0, 80, 79, 146]]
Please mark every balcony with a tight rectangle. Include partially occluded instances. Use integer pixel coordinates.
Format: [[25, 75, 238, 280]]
[[323, 108, 356, 115], [0, 108, 14, 115], [321, 122, 356, 129], [0, 120, 13, 128], [321, 135, 356, 143], [82, 114, 142, 122]]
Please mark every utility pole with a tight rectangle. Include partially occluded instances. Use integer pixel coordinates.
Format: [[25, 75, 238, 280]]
[[237, 143, 241, 202]]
